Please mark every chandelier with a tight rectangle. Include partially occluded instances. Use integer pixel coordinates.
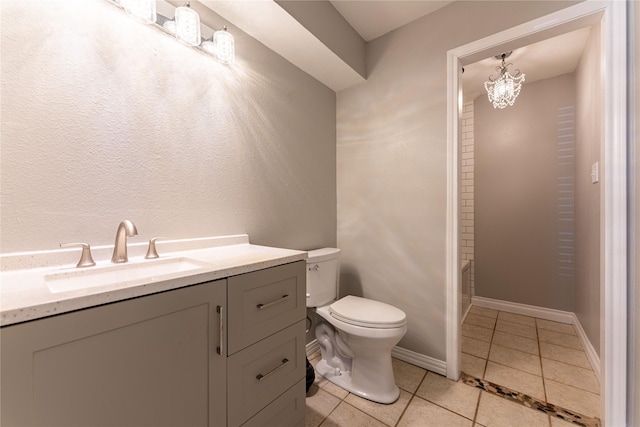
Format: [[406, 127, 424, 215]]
[[484, 52, 525, 109]]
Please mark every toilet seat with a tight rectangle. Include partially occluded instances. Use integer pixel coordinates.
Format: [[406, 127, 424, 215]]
[[329, 296, 406, 329]]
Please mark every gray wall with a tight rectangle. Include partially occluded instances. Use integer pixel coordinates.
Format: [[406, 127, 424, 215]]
[[0, 0, 337, 253], [336, 1, 578, 360], [574, 24, 601, 355], [474, 74, 577, 311]]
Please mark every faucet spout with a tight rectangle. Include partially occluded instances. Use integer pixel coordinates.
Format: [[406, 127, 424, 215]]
[[111, 220, 138, 263]]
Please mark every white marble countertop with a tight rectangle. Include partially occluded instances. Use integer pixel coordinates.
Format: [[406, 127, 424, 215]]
[[0, 235, 307, 327]]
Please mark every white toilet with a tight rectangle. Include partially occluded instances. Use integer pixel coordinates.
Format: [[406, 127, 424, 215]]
[[306, 248, 407, 404]]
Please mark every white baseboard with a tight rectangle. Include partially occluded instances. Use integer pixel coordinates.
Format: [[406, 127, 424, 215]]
[[306, 339, 320, 357], [391, 346, 447, 376], [461, 302, 472, 325], [306, 339, 447, 377], [570, 313, 601, 380], [471, 296, 574, 324], [471, 296, 600, 380]]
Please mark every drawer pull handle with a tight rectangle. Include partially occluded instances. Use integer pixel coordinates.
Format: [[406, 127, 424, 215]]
[[257, 294, 289, 310], [256, 358, 289, 382], [217, 305, 224, 356]]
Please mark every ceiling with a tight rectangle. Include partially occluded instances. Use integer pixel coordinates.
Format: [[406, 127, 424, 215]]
[[197, 1, 594, 93], [328, 0, 454, 42], [326, 1, 592, 98], [461, 27, 592, 100]]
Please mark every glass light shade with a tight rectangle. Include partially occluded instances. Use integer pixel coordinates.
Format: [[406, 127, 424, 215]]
[[162, 19, 176, 35], [122, 0, 156, 24], [213, 28, 235, 64], [484, 71, 525, 109], [175, 4, 201, 46], [201, 38, 215, 55]]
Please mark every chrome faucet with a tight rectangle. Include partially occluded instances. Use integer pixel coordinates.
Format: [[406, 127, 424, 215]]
[[111, 220, 138, 263]]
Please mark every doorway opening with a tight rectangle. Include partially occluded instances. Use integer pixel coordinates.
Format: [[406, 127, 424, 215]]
[[445, 2, 627, 426]]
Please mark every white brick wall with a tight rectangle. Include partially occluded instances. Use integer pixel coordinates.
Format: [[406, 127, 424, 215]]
[[461, 100, 475, 296]]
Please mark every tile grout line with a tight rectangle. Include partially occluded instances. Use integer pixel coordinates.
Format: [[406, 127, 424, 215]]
[[320, 384, 348, 426], [542, 355, 559, 427], [397, 370, 480, 426], [471, 385, 483, 426], [340, 399, 391, 427], [419, 372, 480, 424], [536, 318, 601, 397], [536, 318, 550, 404], [394, 370, 427, 427], [394, 394, 416, 427], [482, 309, 498, 379]]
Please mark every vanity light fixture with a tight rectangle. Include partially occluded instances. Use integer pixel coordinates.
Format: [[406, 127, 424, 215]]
[[174, 2, 201, 46], [484, 52, 525, 109], [212, 26, 235, 64], [121, 0, 156, 24], [108, 0, 235, 66], [201, 26, 235, 64]]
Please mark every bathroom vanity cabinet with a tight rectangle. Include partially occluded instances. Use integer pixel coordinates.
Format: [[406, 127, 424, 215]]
[[0, 261, 306, 427], [227, 262, 307, 426]]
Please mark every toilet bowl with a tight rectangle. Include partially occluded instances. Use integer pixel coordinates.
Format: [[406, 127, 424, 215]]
[[306, 248, 407, 404]]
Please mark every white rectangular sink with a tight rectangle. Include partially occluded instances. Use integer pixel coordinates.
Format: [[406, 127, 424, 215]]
[[45, 257, 211, 294]]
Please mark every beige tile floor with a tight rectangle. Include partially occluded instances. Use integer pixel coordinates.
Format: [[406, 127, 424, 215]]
[[305, 306, 600, 427]]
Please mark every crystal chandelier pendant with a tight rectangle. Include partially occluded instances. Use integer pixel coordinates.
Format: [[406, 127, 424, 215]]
[[175, 3, 201, 46], [484, 52, 525, 109]]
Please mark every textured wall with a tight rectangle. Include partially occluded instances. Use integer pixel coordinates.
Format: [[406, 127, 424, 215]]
[[336, 1, 577, 360], [0, 0, 336, 254], [475, 74, 576, 311]]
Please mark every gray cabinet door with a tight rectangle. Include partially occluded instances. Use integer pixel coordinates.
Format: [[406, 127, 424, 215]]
[[1, 280, 227, 427]]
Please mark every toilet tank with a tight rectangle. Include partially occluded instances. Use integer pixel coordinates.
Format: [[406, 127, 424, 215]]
[[306, 248, 340, 308]]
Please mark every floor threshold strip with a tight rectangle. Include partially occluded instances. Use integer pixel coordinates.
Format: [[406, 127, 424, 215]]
[[460, 372, 601, 427]]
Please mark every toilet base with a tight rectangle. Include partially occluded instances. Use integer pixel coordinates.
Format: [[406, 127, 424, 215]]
[[315, 359, 400, 404]]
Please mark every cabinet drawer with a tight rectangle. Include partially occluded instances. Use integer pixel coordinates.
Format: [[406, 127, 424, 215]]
[[227, 321, 305, 427], [241, 379, 305, 427], [227, 261, 305, 354]]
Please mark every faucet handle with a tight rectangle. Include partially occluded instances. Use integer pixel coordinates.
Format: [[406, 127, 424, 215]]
[[145, 237, 167, 259], [60, 243, 96, 268]]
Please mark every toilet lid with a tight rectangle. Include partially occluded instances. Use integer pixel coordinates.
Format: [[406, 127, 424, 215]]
[[329, 296, 406, 328]]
